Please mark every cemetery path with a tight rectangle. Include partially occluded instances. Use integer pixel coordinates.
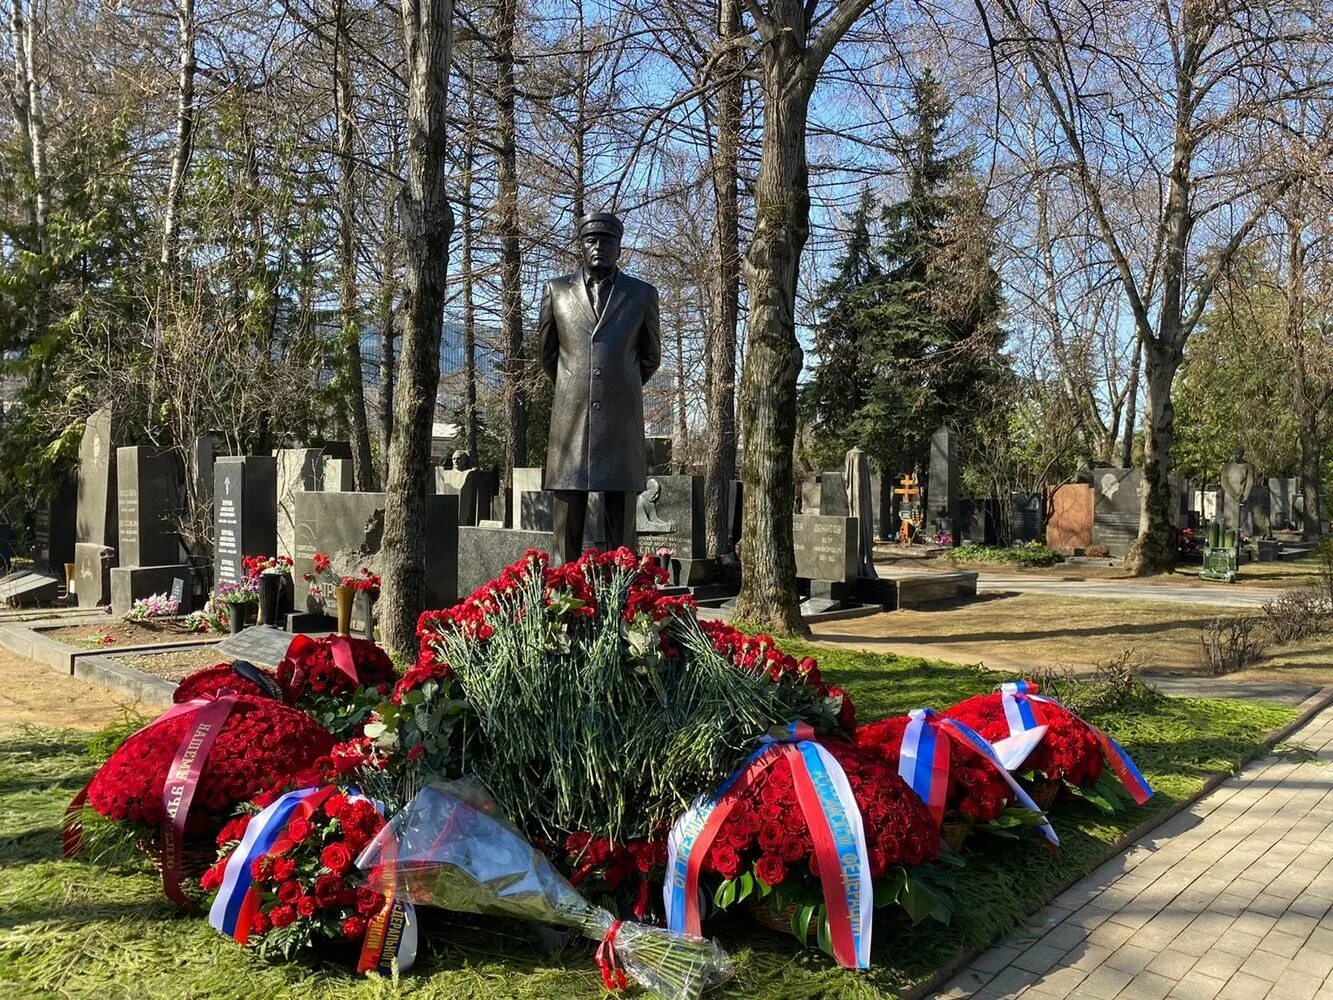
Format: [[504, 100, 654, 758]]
[[0, 647, 145, 731], [934, 697, 1333, 1000], [975, 575, 1276, 608]]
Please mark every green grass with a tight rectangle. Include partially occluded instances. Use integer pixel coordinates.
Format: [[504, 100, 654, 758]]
[[0, 649, 1297, 1000]]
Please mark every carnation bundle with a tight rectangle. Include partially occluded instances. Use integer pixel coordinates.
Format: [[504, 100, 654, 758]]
[[416, 549, 845, 843]]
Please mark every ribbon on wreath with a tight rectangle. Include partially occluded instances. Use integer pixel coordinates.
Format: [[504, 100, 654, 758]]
[[664, 721, 871, 969], [281, 633, 360, 695], [595, 920, 629, 992], [208, 785, 417, 975], [996, 681, 1153, 806], [898, 708, 1060, 848], [63, 692, 241, 910]]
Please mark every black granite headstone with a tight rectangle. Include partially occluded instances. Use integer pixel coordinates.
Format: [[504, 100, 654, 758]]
[[292, 492, 459, 614], [214, 456, 278, 588], [819, 473, 849, 518], [1091, 468, 1141, 556], [116, 447, 184, 567], [1269, 478, 1298, 531], [635, 475, 707, 559], [928, 427, 960, 546], [35, 476, 77, 572]]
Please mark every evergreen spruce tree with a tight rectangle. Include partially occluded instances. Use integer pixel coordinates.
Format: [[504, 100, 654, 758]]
[[802, 71, 1007, 492]]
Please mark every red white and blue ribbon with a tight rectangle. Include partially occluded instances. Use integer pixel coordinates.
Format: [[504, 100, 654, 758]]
[[208, 785, 417, 974], [998, 681, 1154, 806], [664, 721, 872, 969], [898, 708, 1059, 847]]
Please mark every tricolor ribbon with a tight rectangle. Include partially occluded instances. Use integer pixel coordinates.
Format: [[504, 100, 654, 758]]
[[208, 785, 417, 975], [282, 633, 360, 694], [665, 721, 872, 969], [898, 708, 1059, 848], [997, 681, 1154, 806], [63, 692, 241, 910]]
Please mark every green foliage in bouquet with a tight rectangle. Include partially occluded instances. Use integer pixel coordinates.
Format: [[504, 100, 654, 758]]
[[417, 550, 847, 842]]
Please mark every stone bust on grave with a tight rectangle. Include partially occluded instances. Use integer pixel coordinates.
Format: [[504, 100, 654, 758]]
[[539, 211, 662, 564]]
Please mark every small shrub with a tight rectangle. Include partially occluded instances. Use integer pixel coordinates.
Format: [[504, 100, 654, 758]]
[[949, 542, 1064, 568], [1031, 648, 1161, 716], [1202, 615, 1266, 675], [1085, 545, 1111, 559], [1261, 587, 1330, 646]]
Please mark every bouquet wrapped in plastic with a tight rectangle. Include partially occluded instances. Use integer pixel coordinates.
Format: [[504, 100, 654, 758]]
[[354, 781, 732, 1000]]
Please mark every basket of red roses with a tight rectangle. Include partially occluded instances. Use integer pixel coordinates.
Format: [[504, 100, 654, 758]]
[[66, 694, 336, 906]]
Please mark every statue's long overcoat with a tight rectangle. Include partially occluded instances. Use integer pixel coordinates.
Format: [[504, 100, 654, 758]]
[[539, 270, 661, 492]]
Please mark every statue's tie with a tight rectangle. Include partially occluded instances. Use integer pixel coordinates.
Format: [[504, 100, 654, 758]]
[[591, 279, 605, 319]]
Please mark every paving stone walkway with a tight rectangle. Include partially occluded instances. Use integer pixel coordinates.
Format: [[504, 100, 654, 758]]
[[935, 701, 1333, 1000]]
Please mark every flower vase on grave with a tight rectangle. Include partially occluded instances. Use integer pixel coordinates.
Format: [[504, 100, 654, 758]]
[[257, 574, 282, 628], [228, 602, 253, 635], [352, 590, 377, 641], [335, 585, 355, 636]]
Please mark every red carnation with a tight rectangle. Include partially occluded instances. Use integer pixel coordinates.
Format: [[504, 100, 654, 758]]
[[269, 904, 297, 928], [271, 857, 297, 882], [200, 861, 227, 892], [755, 853, 787, 887], [321, 842, 353, 875], [341, 916, 368, 940]]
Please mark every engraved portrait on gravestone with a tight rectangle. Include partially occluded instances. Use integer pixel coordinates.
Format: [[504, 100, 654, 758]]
[[539, 211, 662, 564]]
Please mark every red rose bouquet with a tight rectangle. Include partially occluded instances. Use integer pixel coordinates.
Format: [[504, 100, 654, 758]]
[[200, 781, 415, 970], [855, 715, 1013, 823], [275, 634, 398, 740], [944, 693, 1104, 789]]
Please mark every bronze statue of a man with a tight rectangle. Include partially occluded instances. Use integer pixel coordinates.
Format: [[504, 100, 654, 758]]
[[539, 212, 661, 564]]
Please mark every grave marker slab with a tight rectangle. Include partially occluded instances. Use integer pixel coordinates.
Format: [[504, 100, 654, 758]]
[[292, 492, 459, 614], [819, 473, 848, 518], [1091, 468, 1141, 556], [116, 447, 184, 567], [792, 515, 857, 583], [928, 427, 960, 545], [276, 448, 324, 562], [457, 526, 552, 595], [635, 475, 706, 559], [75, 407, 119, 548], [214, 456, 277, 588]]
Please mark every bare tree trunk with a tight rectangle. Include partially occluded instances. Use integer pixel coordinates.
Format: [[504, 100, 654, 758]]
[[703, 0, 742, 558], [8, 0, 45, 241], [381, 0, 454, 661], [461, 46, 478, 458], [1130, 338, 1181, 573], [1284, 186, 1322, 539], [1120, 334, 1142, 468], [377, 155, 400, 488], [496, 0, 525, 498], [736, 43, 812, 635], [335, 2, 377, 490], [161, 0, 196, 271]]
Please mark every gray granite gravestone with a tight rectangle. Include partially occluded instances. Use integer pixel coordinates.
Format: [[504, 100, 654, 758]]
[[1269, 478, 1298, 531], [73, 408, 121, 607], [511, 468, 545, 529], [1246, 482, 1272, 537], [800, 480, 822, 514], [214, 456, 277, 588], [323, 458, 355, 492], [635, 475, 710, 584], [792, 515, 857, 583], [520, 491, 554, 532], [928, 427, 960, 546], [1091, 468, 1141, 556], [456, 526, 553, 596], [276, 448, 324, 562], [292, 492, 459, 615], [435, 467, 487, 527], [819, 473, 848, 517]]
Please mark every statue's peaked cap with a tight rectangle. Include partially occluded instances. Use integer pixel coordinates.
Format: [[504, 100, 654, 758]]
[[577, 212, 624, 239]]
